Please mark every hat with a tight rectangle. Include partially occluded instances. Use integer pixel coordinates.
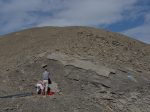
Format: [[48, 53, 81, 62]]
[[41, 64, 47, 68]]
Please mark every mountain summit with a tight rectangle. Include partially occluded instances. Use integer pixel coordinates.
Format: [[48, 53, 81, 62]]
[[0, 26, 150, 112]]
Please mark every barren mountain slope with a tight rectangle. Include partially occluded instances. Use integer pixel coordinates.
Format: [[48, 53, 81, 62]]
[[0, 26, 150, 72], [0, 26, 150, 112]]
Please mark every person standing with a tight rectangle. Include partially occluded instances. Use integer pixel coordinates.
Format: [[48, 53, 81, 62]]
[[42, 68, 49, 95]]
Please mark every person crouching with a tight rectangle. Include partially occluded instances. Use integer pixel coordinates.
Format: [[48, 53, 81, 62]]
[[36, 80, 44, 95]]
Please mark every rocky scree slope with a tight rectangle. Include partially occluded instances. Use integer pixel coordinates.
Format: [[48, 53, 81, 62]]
[[0, 26, 150, 112]]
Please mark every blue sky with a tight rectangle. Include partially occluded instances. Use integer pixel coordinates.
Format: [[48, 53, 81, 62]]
[[0, 0, 150, 44]]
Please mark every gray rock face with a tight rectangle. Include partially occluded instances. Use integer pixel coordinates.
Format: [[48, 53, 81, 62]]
[[0, 27, 150, 112], [47, 52, 115, 77]]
